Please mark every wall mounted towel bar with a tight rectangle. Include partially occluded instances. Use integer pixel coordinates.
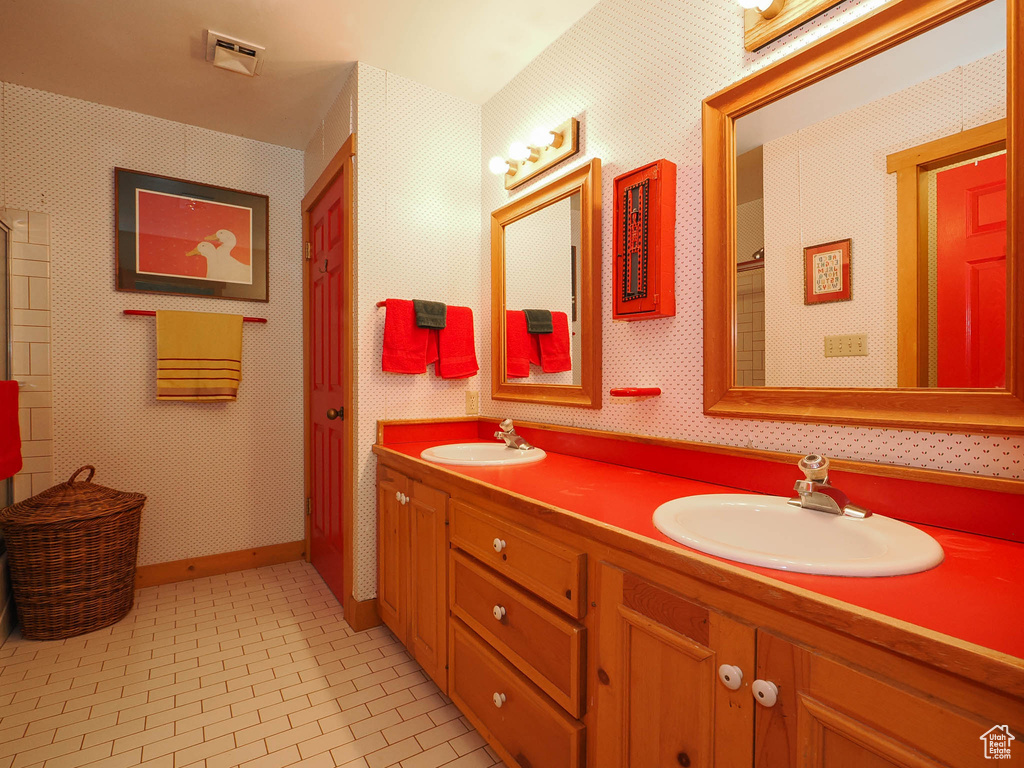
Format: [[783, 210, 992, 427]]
[[122, 309, 268, 324]]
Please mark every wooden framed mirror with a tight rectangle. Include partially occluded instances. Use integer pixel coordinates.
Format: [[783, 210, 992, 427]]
[[703, 0, 1022, 434], [491, 159, 602, 408]]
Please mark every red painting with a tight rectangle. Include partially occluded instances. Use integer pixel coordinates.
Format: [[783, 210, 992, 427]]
[[803, 239, 851, 305], [136, 189, 253, 285]]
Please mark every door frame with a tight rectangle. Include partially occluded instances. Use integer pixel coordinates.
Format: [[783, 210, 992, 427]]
[[887, 119, 1007, 386], [302, 134, 360, 623]]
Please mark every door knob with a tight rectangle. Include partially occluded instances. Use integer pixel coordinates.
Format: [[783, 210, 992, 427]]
[[752, 679, 779, 707], [326, 408, 341, 420], [717, 664, 743, 691]]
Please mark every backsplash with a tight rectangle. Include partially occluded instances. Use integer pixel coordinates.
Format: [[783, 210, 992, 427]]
[[479, 0, 1023, 479]]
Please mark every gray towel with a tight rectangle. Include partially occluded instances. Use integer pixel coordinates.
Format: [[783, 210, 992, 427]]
[[413, 300, 447, 329], [523, 309, 553, 334]]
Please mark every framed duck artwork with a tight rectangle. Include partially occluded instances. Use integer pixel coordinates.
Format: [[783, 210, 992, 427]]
[[115, 168, 269, 301]]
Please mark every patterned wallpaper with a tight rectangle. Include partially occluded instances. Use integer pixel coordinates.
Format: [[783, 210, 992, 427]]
[[761, 50, 1006, 388], [0, 83, 306, 567], [479, 0, 1022, 479]]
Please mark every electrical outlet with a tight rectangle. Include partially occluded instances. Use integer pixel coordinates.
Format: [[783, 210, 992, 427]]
[[465, 390, 480, 415], [824, 334, 868, 357]]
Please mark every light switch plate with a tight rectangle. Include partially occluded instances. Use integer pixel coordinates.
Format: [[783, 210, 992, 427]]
[[465, 391, 480, 415], [824, 334, 868, 357]]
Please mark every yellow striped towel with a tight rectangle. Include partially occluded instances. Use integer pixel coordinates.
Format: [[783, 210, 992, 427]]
[[155, 310, 243, 401]]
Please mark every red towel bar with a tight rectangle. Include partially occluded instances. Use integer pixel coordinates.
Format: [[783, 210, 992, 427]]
[[123, 309, 267, 324], [610, 387, 662, 397], [376, 300, 387, 308]]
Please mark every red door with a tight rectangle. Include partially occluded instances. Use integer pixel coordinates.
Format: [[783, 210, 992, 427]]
[[309, 172, 347, 601], [936, 153, 1007, 388]]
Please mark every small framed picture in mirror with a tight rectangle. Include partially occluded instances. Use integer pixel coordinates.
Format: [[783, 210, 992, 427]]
[[803, 239, 851, 305]]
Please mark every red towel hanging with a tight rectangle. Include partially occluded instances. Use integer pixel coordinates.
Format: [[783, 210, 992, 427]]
[[0, 381, 23, 481]]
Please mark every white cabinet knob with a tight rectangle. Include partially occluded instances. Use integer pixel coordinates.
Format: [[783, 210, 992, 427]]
[[717, 664, 743, 691], [395, 490, 401, 502], [752, 679, 779, 707], [492, 605, 506, 621], [492, 692, 506, 708], [492, 538, 506, 553], [402, 494, 409, 505]]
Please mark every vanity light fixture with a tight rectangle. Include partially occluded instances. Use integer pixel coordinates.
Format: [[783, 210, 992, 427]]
[[489, 117, 580, 190], [739, 0, 786, 21]]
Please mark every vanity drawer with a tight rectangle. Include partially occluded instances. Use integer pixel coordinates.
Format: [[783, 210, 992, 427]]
[[450, 619, 584, 768], [450, 500, 586, 618], [450, 550, 584, 717]]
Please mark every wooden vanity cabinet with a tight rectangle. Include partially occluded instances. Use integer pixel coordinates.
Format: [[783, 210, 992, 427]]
[[593, 563, 756, 768], [754, 631, 997, 768], [375, 464, 449, 691]]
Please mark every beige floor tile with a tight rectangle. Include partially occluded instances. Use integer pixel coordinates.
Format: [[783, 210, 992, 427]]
[[0, 563, 497, 768]]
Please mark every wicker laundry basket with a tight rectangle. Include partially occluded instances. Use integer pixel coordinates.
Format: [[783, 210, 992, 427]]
[[0, 466, 146, 640]]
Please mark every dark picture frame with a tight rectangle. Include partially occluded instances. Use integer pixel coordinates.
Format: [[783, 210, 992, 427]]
[[803, 238, 851, 305], [115, 168, 269, 302]]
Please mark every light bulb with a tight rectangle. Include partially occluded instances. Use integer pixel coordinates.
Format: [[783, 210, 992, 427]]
[[530, 126, 556, 147], [509, 142, 532, 162], [756, 0, 774, 10], [488, 156, 510, 175]]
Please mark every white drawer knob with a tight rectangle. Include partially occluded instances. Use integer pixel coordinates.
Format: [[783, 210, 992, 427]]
[[395, 490, 401, 502], [752, 679, 778, 707], [492, 692, 506, 708], [492, 538, 506, 553], [492, 605, 506, 621], [402, 493, 409, 505], [717, 664, 743, 691]]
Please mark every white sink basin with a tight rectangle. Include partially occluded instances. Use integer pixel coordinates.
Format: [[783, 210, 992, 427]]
[[420, 442, 547, 467], [653, 494, 943, 577]]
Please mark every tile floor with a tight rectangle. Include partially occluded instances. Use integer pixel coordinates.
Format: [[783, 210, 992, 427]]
[[0, 561, 505, 768]]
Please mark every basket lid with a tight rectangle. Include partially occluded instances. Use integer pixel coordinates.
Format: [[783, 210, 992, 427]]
[[0, 466, 146, 525]]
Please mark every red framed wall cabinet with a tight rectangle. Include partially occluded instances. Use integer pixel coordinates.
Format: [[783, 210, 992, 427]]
[[613, 159, 676, 320]]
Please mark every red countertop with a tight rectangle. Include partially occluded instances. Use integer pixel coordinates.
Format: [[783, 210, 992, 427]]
[[383, 438, 1024, 660]]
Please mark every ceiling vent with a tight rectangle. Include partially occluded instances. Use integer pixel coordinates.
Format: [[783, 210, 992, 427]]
[[205, 30, 265, 77]]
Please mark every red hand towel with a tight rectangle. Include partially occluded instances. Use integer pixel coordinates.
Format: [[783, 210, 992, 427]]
[[0, 381, 23, 480], [539, 311, 572, 373], [437, 306, 478, 379], [382, 299, 436, 374], [505, 311, 532, 378]]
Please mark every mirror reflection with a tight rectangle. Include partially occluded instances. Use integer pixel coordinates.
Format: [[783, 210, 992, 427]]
[[503, 192, 582, 385], [734, 0, 1006, 389]]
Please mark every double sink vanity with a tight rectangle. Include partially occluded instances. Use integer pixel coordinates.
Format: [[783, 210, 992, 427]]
[[370, 0, 1024, 762], [374, 417, 1023, 768]]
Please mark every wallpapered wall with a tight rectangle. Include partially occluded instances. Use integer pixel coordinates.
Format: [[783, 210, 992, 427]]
[[303, 0, 1022, 603], [305, 63, 482, 601], [762, 50, 1006, 388], [478, 0, 1022, 477], [0, 82, 306, 566]]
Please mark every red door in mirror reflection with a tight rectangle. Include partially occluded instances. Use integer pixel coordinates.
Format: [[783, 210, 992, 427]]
[[936, 153, 1007, 388]]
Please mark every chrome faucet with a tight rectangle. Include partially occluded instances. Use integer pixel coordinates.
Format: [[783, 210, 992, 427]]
[[494, 418, 534, 450], [788, 454, 872, 519]]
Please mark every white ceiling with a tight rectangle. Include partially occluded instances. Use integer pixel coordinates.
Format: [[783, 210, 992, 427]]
[[0, 0, 602, 149], [736, 0, 1005, 154]]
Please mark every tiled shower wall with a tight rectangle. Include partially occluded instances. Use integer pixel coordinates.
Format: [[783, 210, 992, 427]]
[[0, 82, 307, 567], [0, 209, 53, 501]]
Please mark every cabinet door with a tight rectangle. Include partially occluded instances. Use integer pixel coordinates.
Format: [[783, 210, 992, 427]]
[[593, 563, 756, 768], [754, 630, 1006, 768], [408, 480, 449, 692], [376, 465, 408, 639]]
